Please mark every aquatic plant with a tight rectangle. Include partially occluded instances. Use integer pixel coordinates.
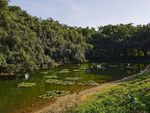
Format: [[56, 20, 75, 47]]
[[73, 69, 81, 72], [45, 79, 60, 84], [56, 80, 75, 85], [43, 75, 58, 79], [79, 67, 89, 70], [78, 80, 99, 86], [17, 82, 36, 88], [46, 79, 75, 85], [58, 70, 70, 73], [39, 90, 70, 99], [65, 77, 82, 81], [97, 80, 106, 83], [41, 71, 49, 74], [61, 69, 69, 71]]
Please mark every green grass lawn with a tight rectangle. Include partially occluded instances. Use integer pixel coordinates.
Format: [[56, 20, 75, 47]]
[[68, 71, 150, 113]]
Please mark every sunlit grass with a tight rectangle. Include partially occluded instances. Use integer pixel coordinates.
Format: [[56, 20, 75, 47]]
[[69, 72, 150, 113]]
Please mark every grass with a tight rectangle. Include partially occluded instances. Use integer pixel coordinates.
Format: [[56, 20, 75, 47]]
[[68, 71, 150, 113]]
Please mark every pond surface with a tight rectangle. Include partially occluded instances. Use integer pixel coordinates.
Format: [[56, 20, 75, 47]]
[[0, 63, 147, 113]]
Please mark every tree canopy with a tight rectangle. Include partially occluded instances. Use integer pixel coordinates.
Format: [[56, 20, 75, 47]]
[[0, 1, 150, 73]]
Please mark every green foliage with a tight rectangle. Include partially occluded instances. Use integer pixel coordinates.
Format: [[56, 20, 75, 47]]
[[69, 73, 150, 113], [0, 53, 6, 66], [88, 24, 150, 60], [0, 0, 150, 73], [0, 2, 92, 72]]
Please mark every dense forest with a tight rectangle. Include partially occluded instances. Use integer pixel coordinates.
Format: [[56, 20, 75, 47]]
[[0, 0, 150, 73]]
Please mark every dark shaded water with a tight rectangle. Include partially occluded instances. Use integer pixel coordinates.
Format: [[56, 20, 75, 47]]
[[0, 63, 147, 113]]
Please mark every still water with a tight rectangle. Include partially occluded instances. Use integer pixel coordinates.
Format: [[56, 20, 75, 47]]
[[0, 63, 147, 113]]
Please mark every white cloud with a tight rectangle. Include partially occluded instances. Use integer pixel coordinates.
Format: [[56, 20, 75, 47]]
[[10, 0, 150, 27]]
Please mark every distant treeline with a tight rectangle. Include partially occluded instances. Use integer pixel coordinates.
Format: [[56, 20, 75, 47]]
[[0, 0, 150, 72]]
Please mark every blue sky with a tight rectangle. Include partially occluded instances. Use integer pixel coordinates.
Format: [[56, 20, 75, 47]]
[[9, 0, 150, 28]]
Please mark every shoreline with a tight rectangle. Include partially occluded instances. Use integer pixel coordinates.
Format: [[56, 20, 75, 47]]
[[34, 68, 149, 113]]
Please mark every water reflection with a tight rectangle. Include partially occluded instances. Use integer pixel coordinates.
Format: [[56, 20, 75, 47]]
[[89, 63, 147, 80]]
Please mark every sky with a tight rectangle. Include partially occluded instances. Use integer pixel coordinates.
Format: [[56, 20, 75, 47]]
[[9, 0, 150, 28]]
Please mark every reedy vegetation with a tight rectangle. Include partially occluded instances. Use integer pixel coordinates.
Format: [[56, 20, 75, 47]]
[[0, 0, 150, 73]]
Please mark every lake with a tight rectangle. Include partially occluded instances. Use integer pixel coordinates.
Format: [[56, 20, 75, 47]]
[[0, 63, 147, 113]]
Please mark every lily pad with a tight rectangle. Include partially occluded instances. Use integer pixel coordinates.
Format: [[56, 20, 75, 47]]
[[43, 75, 58, 79], [65, 77, 82, 81], [39, 90, 70, 99], [46, 79, 75, 85], [61, 69, 69, 71], [46, 79, 60, 84], [58, 70, 70, 73], [73, 69, 81, 72], [56, 80, 75, 85], [41, 71, 49, 74], [17, 82, 36, 88], [78, 80, 99, 86]]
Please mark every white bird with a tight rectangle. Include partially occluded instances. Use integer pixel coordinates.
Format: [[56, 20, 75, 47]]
[[25, 73, 29, 80], [127, 63, 131, 66], [97, 64, 102, 68]]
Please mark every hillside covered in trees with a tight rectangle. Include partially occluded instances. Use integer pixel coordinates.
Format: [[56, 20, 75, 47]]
[[0, 0, 150, 73]]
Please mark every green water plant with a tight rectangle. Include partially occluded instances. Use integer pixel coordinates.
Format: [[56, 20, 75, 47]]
[[17, 82, 36, 88], [41, 71, 49, 74], [46, 79, 75, 85], [78, 80, 99, 86], [58, 70, 70, 73], [43, 75, 58, 79], [56, 80, 75, 85], [61, 69, 69, 71], [46, 79, 60, 84], [73, 69, 81, 72], [39, 90, 70, 99], [65, 77, 82, 81]]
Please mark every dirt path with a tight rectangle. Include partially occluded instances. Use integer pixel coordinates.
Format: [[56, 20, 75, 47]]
[[34, 70, 147, 113]]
